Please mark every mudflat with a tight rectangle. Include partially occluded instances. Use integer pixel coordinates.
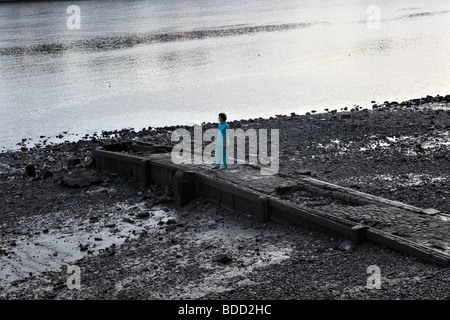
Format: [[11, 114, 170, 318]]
[[0, 96, 449, 299]]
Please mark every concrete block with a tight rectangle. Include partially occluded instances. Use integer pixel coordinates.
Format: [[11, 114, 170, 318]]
[[351, 224, 368, 245]]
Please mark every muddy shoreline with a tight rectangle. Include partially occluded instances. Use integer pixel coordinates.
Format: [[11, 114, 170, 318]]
[[0, 95, 449, 299]]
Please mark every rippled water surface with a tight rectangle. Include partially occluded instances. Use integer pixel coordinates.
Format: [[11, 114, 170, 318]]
[[1, 0, 449, 149]]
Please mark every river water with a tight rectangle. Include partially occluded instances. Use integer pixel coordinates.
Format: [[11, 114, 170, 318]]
[[0, 0, 449, 150]]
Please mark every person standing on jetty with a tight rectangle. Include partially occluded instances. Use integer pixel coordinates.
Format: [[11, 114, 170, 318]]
[[212, 112, 229, 169]]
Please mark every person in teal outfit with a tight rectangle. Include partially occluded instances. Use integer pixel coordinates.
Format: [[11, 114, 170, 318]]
[[212, 112, 229, 169]]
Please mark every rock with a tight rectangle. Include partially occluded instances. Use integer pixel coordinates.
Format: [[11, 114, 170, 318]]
[[123, 217, 134, 224], [165, 224, 177, 231], [316, 246, 326, 252], [166, 218, 177, 225], [79, 244, 89, 251], [415, 143, 424, 152], [60, 170, 103, 188], [337, 241, 356, 252], [213, 254, 233, 264], [423, 208, 440, 215], [24, 165, 36, 177], [89, 216, 100, 223], [136, 212, 150, 219], [41, 169, 53, 179], [67, 158, 81, 167], [52, 280, 64, 290], [428, 222, 439, 228]]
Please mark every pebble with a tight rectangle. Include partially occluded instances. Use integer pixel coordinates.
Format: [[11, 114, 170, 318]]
[[213, 254, 233, 264], [136, 212, 150, 219]]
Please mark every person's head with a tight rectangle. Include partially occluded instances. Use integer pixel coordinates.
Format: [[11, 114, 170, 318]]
[[218, 112, 227, 123]]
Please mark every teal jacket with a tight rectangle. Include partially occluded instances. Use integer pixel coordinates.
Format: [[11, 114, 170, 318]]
[[218, 122, 229, 147]]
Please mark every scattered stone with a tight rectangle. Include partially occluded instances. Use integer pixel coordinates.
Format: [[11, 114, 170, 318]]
[[23, 165, 36, 177], [423, 208, 440, 215], [213, 254, 233, 264], [337, 241, 356, 252], [67, 158, 82, 167], [136, 212, 150, 219], [123, 217, 134, 224], [41, 169, 53, 179], [428, 222, 439, 228], [165, 218, 177, 225], [165, 225, 177, 232], [60, 170, 103, 188], [89, 216, 100, 223]]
